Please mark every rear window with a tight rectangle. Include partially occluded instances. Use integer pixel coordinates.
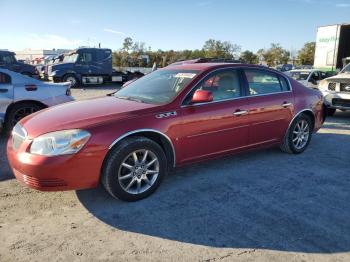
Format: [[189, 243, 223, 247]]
[[244, 69, 290, 95], [0, 72, 11, 84]]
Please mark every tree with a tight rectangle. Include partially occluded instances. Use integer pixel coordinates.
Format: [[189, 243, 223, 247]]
[[298, 42, 316, 65], [122, 37, 133, 52], [202, 39, 240, 59], [261, 43, 290, 67], [240, 50, 259, 64]]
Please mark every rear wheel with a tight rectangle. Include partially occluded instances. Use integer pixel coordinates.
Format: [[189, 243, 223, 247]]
[[280, 114, 313, 154], [63, 74, 79, 88], [4, 102, 43, 135], [102, 136, 167, 201]]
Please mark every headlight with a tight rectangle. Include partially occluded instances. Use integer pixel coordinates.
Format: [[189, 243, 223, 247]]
[[318, 80, 328, 91], [30, 129, 91, 156]]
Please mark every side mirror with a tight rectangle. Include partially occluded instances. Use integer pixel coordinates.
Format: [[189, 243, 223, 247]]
[[191, 90, 213, 104]]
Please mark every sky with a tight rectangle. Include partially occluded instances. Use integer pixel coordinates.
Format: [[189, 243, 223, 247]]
[[1, 0, 350, 52]]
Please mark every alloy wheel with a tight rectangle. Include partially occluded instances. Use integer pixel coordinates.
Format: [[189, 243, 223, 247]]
[[12, 106, 38, 127], [292, 119, 309, 150], [118, 149, 160, 195]]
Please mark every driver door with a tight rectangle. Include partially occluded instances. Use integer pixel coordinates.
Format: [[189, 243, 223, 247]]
[[178, 68, 250, 163]]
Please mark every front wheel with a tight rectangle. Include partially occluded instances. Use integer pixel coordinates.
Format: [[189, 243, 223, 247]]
[[63, 74, 79, 88], [280, 114, 313, 154], [102, 137, 167, 201]]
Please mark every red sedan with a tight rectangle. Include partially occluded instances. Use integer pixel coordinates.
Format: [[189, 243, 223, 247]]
[[7, 62, 325, 201]]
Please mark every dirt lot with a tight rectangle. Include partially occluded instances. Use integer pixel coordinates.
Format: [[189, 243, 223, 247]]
[[1, 86, 350, 262]]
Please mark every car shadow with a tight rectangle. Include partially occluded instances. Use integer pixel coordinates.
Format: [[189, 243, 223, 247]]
[[0, 137, 13, 181], [77, 132, 350, 252]]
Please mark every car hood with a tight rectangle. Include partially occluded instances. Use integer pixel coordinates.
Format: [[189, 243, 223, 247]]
[[325, 73, 350, 82], [20, 96, 159, 138], [51, 62, 74, 71], [18, 62, 36, 73]]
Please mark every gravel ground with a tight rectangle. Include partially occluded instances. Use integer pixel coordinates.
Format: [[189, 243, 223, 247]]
[[1, 86, 350, 262]]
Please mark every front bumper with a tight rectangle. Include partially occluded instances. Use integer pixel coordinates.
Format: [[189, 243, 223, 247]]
[[322, 91, 350, 110], [7, 136, 104, 191]]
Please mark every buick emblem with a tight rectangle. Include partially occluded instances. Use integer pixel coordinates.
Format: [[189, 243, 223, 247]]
[[345, 85, 350, 91]]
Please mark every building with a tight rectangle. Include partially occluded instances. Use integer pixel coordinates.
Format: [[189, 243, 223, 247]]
[[15, 49, 70, 62]]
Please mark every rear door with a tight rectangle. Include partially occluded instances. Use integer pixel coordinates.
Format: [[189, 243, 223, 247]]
[[178, 68, 250, 163], [243, 68, 293, 145], [0, 72, 14, 120]]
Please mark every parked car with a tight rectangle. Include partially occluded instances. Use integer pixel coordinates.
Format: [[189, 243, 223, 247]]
[[285, 69, 328, 88], [0, 68, 74, 133], [318, 62, 350, 116], [47, 48, 127, 87], [0, 50, 40, 78], [275, 64, 293, 72], [7, 62, 325, 201]]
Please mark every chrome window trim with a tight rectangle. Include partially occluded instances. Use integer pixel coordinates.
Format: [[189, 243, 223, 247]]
[[180, 66, 292, 107], [108, 128, 176, 167]]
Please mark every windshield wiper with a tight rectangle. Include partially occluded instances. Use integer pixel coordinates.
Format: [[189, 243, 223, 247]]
[[115, 96, 146, 103]]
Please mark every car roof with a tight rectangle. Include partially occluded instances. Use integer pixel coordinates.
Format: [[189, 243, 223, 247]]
[[288, 69, 317, 73], [165, 63, 270, 72]]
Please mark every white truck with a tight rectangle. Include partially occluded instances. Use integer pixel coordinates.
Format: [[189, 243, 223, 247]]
[[314, 23, 350, 72]]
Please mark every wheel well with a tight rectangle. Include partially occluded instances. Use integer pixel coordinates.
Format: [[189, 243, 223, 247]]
[[5, 100, 47, 120], [300, 110, 315, 130], [109, 131, 176, 169]]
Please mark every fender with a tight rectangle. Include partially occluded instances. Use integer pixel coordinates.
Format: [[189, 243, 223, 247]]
[[108, 128, 176, 167]]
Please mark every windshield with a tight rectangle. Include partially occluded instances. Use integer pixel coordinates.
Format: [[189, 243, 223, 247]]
[[63, 54, 78, 63], [341, 63, 350, 73], [289, 71, 311, 80], [114, 69, 200, 104]]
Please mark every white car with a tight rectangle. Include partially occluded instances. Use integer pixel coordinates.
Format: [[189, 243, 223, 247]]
[[0, 68, 74, 133], [285, 69, 328, 89], [318, 63, 350, 116]]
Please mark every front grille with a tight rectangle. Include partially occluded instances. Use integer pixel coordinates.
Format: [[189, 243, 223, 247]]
[[332, 98, 350, 108], [328, 82, 336, 91], [11, 124, 27, 150], [340, 83, 350, 93]]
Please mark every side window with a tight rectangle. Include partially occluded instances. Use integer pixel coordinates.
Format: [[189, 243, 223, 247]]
[[0, 72, 11, 84], [311, 72, 320, 80], [279, 75, 290, 91], [79, 52, 93, 63], [192, 69, 242, 102], [320, 72, 327, 80], [244, 70, 288, 95]]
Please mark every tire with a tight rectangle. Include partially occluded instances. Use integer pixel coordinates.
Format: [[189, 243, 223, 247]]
[[101, 136, 167, 201], [280, 114, 313, 154], [326, 108, 336, 116], [63, 74, 79, 88], [4, 102, 43, 135]]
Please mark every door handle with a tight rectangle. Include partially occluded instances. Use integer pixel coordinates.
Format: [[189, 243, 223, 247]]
[[233, 110, 248, 116], [0, 88, 8, 93], [282, 102, 292, 108]]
